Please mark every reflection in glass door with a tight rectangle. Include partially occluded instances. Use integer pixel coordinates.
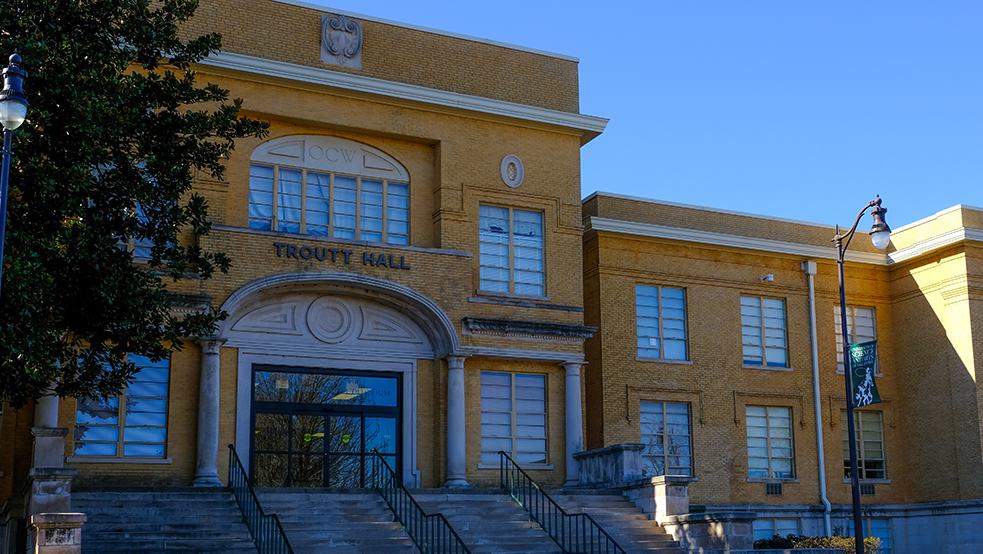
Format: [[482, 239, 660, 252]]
[[251, 367, 400, 488]]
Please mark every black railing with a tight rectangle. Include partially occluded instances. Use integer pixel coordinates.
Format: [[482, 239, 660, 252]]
[[499, 451, 627, 554], [370, 450, 472, 554], [228, 444, 295, 554]]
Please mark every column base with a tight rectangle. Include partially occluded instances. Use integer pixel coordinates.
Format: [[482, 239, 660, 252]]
[[562, 478, 580, 488], [28, 513, 86, 554], [442, 478, 471, 488], [192, 473, 223, 487]]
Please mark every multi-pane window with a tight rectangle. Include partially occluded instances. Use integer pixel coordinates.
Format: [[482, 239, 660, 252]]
[[640, 401, 692, 476], [636, 286, 687, 360], [741, 296, 788, 367], [834, 306, 876, 372], [73, 355, 170, 457], [249, 163, 409, 244], [478, 205, 545, 296], [746, 406, 794, 478], [117, 204, 159, 259], [753, 518, 800, 542], [848, 518, 893, 554], [842, 410, 885, 480], [480, 372, 547, 465]]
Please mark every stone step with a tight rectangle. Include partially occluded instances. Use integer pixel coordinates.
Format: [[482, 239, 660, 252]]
[[76, 488, 259, 554]]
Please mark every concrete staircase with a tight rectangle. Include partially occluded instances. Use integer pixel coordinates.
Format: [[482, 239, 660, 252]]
[[254, 488, 418, 554], [414, 490, 562, 554], [72, 488, 257, 554], [553, 490, 685, 554]]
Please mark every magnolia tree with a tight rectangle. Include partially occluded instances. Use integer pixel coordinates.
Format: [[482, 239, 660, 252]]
[[0, 0, 267, 407]]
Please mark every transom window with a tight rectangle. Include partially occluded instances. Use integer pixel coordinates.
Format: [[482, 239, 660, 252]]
[[478, 206, 545, 296], [835, 306, 876, 373], [640, 401, 692, 476], [741, 296, 788, 367], [249, 164, 409, 244], [746, 405, 794, 479], [73, 355, 170, 458], [636, 285, 687, 360], [480, 372, 547, 465], [842, 410, 885, 480]]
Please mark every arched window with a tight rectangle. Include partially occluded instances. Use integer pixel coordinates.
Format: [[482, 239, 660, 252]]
[[248, 136, 410, 245]]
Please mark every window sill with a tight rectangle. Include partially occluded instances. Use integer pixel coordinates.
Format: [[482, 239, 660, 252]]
[[636, 357, 693, 365], [842, 478, 890, 484], [743, 364, 794, 372], [478, 463, 554, 471], [476, 290, 551, 302], [67, 457, 172, 465], [746, 477, 800, 483]]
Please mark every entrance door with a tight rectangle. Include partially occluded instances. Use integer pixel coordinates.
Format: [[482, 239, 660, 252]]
[[251, 367, 400, 487]]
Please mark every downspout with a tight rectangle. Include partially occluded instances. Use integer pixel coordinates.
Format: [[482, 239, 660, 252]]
[[803, 260, 832, 536]]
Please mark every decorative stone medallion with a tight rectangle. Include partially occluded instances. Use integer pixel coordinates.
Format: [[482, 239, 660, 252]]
[[501, 155, 524, 188], [321, 14, 363, 68], [307, 297, 357, 343]]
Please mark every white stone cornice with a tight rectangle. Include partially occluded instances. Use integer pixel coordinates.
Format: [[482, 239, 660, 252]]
[[586, 217, 887, 265], [196, 51, 608, 145], [888, 227, 983, 264]]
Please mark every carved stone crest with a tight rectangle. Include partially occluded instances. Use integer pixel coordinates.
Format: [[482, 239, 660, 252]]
[[321, 14, 363, 68]]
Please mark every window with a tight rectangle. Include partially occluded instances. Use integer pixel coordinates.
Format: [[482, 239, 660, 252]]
[[842, 410, 885, 480], [834, 306, 876, 373], [746, 406, 794, 478], [640, 401, 692, 476], [480, 372, 547, 465], [741, 296, 788, 367], [73, 355, 170, 457], [478, 205, 544, 296], [848, 518, 893, 554], [753, 518, 800, 542], [249, 163, 409, 244], [636, 286, 687, 360], [115, 203, 155, 258]]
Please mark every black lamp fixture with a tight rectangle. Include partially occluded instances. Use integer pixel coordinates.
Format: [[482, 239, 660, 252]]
[[832, 195, 891, 554], [0, 52, 29, 299]]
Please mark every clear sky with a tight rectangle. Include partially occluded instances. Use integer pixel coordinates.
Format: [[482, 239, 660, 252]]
[[292, 0, 981, 230]]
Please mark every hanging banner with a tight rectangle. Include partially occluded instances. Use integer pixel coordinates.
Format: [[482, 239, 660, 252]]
[[848, 340, 881, 407]]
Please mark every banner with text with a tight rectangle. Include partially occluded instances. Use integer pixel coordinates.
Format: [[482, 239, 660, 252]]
[[849, 340, 881, 407]]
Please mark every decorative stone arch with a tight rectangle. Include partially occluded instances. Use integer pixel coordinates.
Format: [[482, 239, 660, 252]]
[[221, 271, 462, 487], [219, 271, 461, 357], [251, 134, 410, 182]]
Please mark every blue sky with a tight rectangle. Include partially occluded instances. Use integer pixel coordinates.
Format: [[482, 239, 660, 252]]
[[296, 0, 981, 229]]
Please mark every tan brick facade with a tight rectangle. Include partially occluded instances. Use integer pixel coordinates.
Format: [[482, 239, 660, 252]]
[[0, 0, 600, 499], [584, 192, 983, 538]]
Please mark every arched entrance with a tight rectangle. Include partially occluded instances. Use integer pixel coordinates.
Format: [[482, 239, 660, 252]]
[[220, 271, 461, 487]]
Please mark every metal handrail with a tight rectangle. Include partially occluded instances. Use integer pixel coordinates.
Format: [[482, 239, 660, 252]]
[[227, 444, 295, 554], [370, 449, 473, 554], [498, 451, 627, 554]]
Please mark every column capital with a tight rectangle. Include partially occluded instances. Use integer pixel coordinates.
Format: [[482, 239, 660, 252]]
[[197, 337, 227, 354], [445, 355, 467, 370], [561, 361, 585, 374]]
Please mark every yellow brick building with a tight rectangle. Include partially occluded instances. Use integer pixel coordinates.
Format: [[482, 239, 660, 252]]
[[583, 191, 983, 552], [0, 0, 605, 544]]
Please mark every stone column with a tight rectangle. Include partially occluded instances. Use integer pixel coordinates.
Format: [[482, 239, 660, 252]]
[[28, 388, 79, 520], [193, 338, 226, 487], [563, 362, 585, 487], [443, 356, 469, 488]]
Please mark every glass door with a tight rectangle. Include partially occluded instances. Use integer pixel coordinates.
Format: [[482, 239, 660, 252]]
[[251, 367, 400, 488]]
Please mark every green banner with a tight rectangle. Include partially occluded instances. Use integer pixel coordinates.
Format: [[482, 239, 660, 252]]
[[848, 340, 881, 407]]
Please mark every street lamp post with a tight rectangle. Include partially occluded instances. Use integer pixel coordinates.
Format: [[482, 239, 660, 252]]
[[0, 52, 29, 300], [832, 196, 891, 554]]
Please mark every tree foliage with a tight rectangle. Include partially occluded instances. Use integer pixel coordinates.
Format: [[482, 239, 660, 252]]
[[0, 0, 268, 407]]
